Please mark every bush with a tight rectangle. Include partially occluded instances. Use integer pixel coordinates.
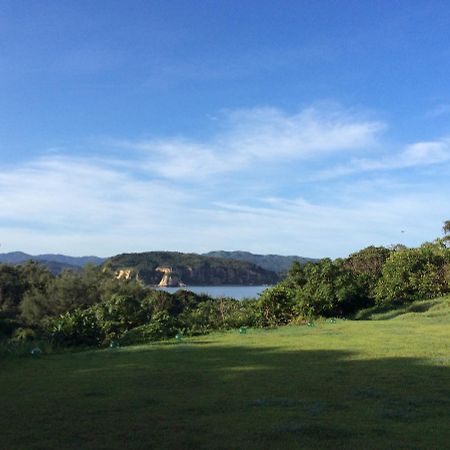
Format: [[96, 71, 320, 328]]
[[0, 315, 21, 338], [45, 308, 103, 346], [257, 285, 296, 327], [344, 246, 390, 304], [93, 294, 147, 340], [375, 243, 450, 305], [120, 312, 178, 345], [12, 327, 36, 341], [294, 259, 364, 318]]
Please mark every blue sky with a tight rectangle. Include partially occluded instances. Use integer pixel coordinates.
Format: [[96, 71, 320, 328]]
[[1, 0, 450, 257]]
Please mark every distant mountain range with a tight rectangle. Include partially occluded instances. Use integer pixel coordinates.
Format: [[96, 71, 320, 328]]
[[0, 252, 105, 274], [0, 250, 318, 280]]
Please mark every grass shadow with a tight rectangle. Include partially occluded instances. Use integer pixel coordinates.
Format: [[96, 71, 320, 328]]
[[353, 297, 444, 320], [1, 341, 449, 449]]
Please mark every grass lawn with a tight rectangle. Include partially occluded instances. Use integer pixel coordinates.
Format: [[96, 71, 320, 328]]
[[1, 296, 450, 450]]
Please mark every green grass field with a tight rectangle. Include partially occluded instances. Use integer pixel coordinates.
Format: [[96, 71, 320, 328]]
[[1, 296, 450, 450]]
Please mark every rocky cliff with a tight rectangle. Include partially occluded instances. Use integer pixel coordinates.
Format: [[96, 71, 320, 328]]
[[104, 251, 280, 286], [155, 267, 184, 287]]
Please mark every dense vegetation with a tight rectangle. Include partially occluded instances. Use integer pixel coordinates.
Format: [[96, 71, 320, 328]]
[[1, 223, 449, 350], [203, 250, 318, 273], [0, 262, 261, 349]]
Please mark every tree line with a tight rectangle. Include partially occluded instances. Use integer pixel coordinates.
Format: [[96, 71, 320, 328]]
[[1, 222, 449, 348]]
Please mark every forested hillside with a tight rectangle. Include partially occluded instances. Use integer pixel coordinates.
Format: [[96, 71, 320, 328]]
[[104, 251, 280, 286], [204, 250, 318, 273]]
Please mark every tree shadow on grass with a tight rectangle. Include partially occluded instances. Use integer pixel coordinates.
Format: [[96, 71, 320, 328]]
[[1, 344, 450, 450], [353, 298, 443, 320]]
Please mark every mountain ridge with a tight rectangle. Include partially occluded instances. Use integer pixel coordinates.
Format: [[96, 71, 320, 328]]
[[203, 250, 319, 273], [0, 252, 105, 274], [0, 250, 318, 280], [0, 252, 106, 267]]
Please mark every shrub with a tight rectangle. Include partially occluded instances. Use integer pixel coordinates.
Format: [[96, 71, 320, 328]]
[[12, 327, 36, 341], [257, 285, 296, 327], [45, 308, 103, 346], [93, 294, 148, 340], [120, 312, 178, 345], [344, 246, 391, 303], [375, 243, 450, 305], [294, 259, 364, 318]]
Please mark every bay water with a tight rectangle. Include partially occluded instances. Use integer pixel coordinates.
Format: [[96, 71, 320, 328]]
[[156, 285, 270, 300]]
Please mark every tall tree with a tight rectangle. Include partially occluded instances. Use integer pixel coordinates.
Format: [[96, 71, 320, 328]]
[[443, 220, 450, 243]]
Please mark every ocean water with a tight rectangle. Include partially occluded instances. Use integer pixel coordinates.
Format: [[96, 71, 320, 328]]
[[155, 285, 270, 300]]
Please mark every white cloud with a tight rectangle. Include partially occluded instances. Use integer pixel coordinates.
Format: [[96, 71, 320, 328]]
[[0, 105, 448, 257], [114, 106, 384, 181], [212, 191, 449, 257], [0, 155, 192, 238], [317, 138, 450, 179], [400, 140, 450, 166]]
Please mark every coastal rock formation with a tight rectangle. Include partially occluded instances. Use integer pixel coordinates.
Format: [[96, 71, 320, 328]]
[[115, 269, 134, 280], [155, 267, 184, 287]]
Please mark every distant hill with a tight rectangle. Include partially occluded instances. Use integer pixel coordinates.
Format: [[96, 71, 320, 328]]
[[0, 252, 105, 267], [36, 254, 105, 267], [0, 252, 105, 275], [104, 251, 280, 286], [0, 250, 318, 281], [203, 251, 319, 274]]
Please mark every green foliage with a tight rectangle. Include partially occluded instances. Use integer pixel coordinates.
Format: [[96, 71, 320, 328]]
[[258, 285, 296, 326], [0, 315, 21, 338], [2, 222, 450, 348], [443, 220, 450, 247], [93, 294, 148, 340], [217, 298, 260, 329], [285, 261, 306, 287], [19, 288, 53, 325], [375, 242, 450, 305], [45, 308, 102, 346], [204, 250, 318, 273], [294, 258, 364, 318], [11, 327, 36, 341], [0, 264, 27, 314], [17, 264, 147, 326], [344, 246, 390, 304], [120, 312, 178, 345], [175, 297, 257, 335], [0, 262, 54, 332]]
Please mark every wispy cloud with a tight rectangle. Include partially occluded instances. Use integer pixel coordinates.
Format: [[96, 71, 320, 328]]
[[0, 105, 448, 257], [113, 106, 384, 181], [317, 138, 450, 179]]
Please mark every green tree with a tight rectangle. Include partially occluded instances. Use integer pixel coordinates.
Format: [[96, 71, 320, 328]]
[[0, 265, 24, 314], [375, 242, 450, 304], [443, 220, 450, 244], [258, 285, 296, 327], [93, 294, 146, 340], [294, 258, 364, 318], [344, 246, 391, 304], [45, 308, 102, 346]]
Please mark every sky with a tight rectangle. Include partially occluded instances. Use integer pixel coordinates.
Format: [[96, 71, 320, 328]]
[[1, 0, 450, 258]]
